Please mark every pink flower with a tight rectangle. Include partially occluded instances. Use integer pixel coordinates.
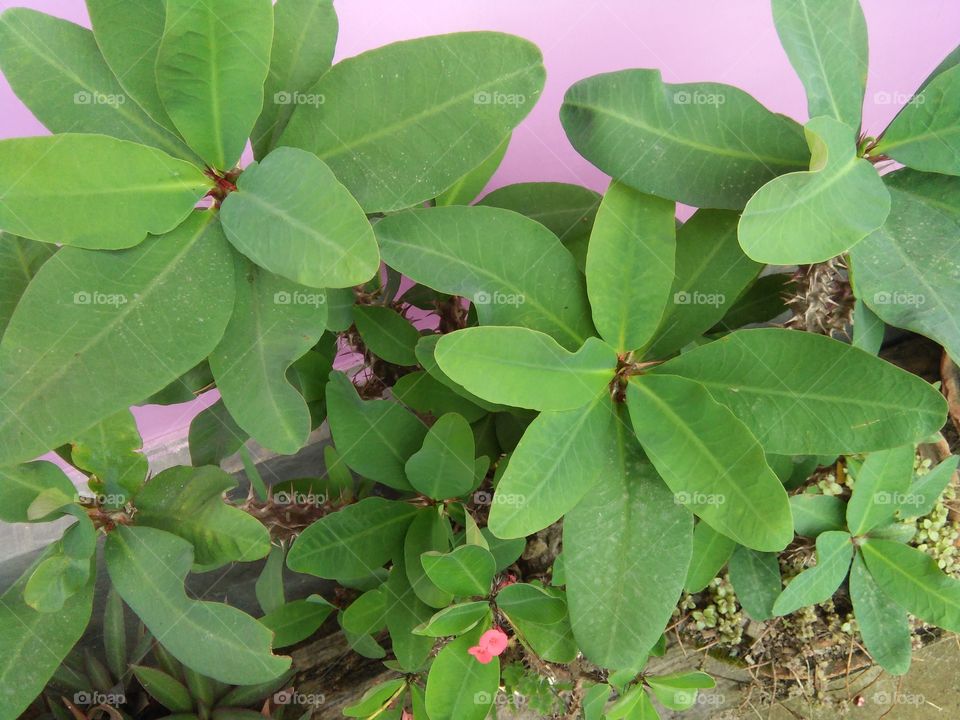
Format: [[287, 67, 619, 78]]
[[468, 627, 509, 664]]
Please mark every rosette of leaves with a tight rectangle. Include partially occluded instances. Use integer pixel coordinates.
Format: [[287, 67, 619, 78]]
[[559, 0, 960, 362]]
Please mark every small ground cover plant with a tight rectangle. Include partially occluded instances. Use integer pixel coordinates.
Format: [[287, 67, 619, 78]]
[[0, 0, 959, 719]]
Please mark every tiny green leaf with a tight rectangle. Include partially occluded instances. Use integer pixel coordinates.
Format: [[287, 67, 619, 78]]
[[414, 602, 491, 637], [132, 665, 194, 713], [773, 531, 853, 616]]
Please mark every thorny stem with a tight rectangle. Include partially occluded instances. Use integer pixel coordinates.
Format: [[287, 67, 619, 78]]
[[610, 352, 665, 402], [204, 167, 241, 207]]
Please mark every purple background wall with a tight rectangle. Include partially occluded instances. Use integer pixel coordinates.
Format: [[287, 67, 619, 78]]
[[3, 0, 959, 449]]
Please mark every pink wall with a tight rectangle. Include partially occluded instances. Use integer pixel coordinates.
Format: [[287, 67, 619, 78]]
[[3, 0, 959, 447]]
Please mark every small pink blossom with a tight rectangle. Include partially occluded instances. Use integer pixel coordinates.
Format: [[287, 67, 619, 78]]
[[468, 627, 509, 664]]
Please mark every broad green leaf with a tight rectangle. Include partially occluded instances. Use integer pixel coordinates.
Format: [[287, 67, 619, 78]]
[[376, 206, 594, 350], [627, 374, 793, 551], [260, 599, 334, 648], [134, 465, 271, 565], [852, 299, 884, 355], [712, 273, 792, 332], [0, 212, 235, 467], [738, 116, 890, 264], [343, 678, 406, 718], [414, 335, 510, 414], [220, 147, 379, 288], [685, 521, 736, 593], [106, 525, 290, 684], [279, 32, 544, 212], [252, 0, 338, 158], [422, 545, 496, 597], [771, 0, 868, 128], [435, 327, 617, 411], [0, 461, 76, 523], [382, 561, 434, 672], [850, 169, 960, 363], [188, 400, 248, 467], [424, 626, 499, 720], [0, 549, 94, 720], [582, 683, 612, 720], [772, 531, 853, 615], [341, 590, 387, 636], [876, 65, 960, 176], [861, 538, 960, 632], [900, 455, 959, 518], [0, 135, 209, 249], [435, 136, 510, 206], [0, 8, 195, 160], [414, 602, 490, 637], [217, 669, 296, 709], [132, 665, 193, 712], [846, 445, 915, 536], [404, 508, 454, 608], [646, 672, 714, 711], [586, 183, 676, 351], [849, 553, 911, 675], [867, 521, 917, 544], [86, 0, 175, 131], [479, 182, 602, 268], [503, 585, 578, 663], [727, 547, 782, 621], [480, 529, 526, 572], [644, 210, 761, 359], [71, 409, 147, 502], [146, 360, 214, 406], [561, 68, 809, 209], [564, 429, 692, 668], [605, 684, 656, 720], [790, 494, 847, 537], [392, 371, 487, 424], [488, 394, 620, 538], [104, 588, 127, 680], [210, 263, 327, 455], [353, 306, 420, 366], [256, 545, 286, 616], [287, 497, 418, 580], [406, 413, 476, 500], [157, 0, 273, 169], [497, 583, 566, 624], [325, 372, 427, 490], [653, 328, 947, 454], [0, 233, 56, 338], [24, 515, 95, 613]]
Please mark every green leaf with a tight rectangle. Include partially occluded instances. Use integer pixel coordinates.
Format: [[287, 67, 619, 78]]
[[104, 587, 127, 681], [646, 672, 714, 711], [287, 497, 418, 580], [773, 530, 853, 615], [738, 116, 890, 264], [71, 409, 147, 502], [405, 413, 477, 500], [564, 430, 692, 668], [496, 583, 566, 624], [23, 512, 95, 613], [217, 670, 295, 708], [220, 148, 379, 288], [561, 68, 809, 209], [685, 521, 736, 593], [392, 371, 487, 424], [134, 466, 271, 565], [606, 685, 657, 720], [188, 400, 248, 467], [279, 32, 544, 212], [353, 306, 420, 366], [487, 394, 620, 538], [586, 183, 675, 351], [849, 553, 911, 675], [0, 233, 56, 338], [240, 446, 269, 503], [210, 263, 327, 455], [503, 585, 578, 663], [382, 561, 435, 671], [846, 445, 915, 536], [0, 212, 235, 467], [861, 538, 960, 632], [0, 461, 77, 523], [627, 374, 793, 552], [653, 328, 947, 454], [582, 683, 611, 720], [0, 135, 209, 249], [850, 169, 960, 363], [404, 508, 454, 608], [325, 372, 427, 490], [790, 494, 848, 537], [0, 8, 196, 160], [157, 0, 273, 169], [422, 546, 497, 597], [644, 210, 761, 358], [712, 273, 792, 332], [255, 545, 287, 616], [341, 589, 387, 636], [132, 665, 194, 712], [424, 625, 500, 720], [260, 599, 334, 648], [86, 0, 175, 131], [376, 206, 594, 350], [478, 182, 601, 268], [415, 336, 505, 413], [727, 547, 782, 621], [435, 136, 510, 207], [106, 525, 290, 684], [852, 299, 885, 355], [414, 602, 491, 637], [876, 65, 960, 175], [771, 0, 868, 128], [900, 456, 959, 517], [481, 529, 526, 572], [343, 678, 406, 718], [435, 327, 617, 411], [252, 0, 338, 158]]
